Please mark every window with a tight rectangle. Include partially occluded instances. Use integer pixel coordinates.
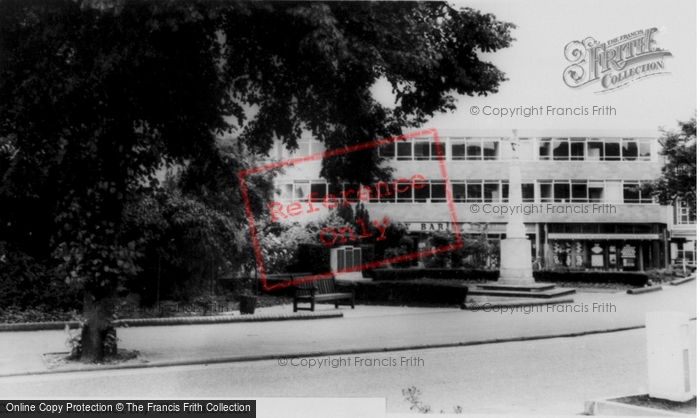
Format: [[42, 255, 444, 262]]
[[456, 180, 509, 203], [414, 179, 430, 202], [622, 139, 638, 160], [397, 142, 412, 160], [483, 181, 500, 202], [539, 138, 551, 160], [676, 201, 696, 225], [452, 138, 500, 160], [537, 137, 654, 161], [571, 180, 588, 203], [382, 138, 441, 161], [453, 182, 466, 203], [414, 141, 431, 161], [379, 143, 395, 158], [293, 181, 310, 201], [482, 140, 499, 160], [539, 181, 553, 202], [570, 138, 585, 160], [604, 139, 621, 161], [467, 181, 482, 202], [522, 183, 535, 202], [310, 182, 327, 202], [452, 142, 466, 160], [395, 181, 413, 202], [466, 140, 482, 160], [431, 180, 447, 203], [552, 138, 569, 160], [554, 181, 571, 203]]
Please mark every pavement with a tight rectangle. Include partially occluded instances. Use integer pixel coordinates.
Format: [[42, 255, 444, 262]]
[[0, 280, 696, 378]]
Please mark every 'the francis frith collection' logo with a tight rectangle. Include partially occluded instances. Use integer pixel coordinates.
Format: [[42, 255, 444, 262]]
[[563, 28, 672, 93]]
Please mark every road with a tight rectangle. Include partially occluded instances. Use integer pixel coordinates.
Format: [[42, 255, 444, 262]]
[[2, 325, 695, 415]]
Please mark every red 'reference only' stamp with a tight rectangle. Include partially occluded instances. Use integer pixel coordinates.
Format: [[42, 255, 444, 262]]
[[238, 128, 462, 291]]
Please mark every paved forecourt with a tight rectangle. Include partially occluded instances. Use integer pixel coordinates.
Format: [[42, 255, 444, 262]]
[[0, 280, 695, 377]]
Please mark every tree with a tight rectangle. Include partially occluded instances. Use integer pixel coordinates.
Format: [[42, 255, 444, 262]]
[[0, 0, 514, 361], [642, 116, 697, 217]]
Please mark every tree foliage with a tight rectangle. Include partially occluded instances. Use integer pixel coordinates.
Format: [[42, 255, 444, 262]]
[[0, 0, 514, 361], [642, 116, 697, 217]]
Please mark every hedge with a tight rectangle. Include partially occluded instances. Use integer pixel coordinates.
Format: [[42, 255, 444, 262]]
[[353, 280, 468, 306], [288, 243, 375, 275], [533, 271, 648, 287], [369, 268, 498, 282], [368, 268, 649, 287]]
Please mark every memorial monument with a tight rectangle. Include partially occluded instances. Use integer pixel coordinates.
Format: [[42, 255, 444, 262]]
[[499, 129, 536, 285]]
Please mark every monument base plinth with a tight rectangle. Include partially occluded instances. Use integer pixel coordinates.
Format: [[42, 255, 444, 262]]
[[498, 238, 535, 285]]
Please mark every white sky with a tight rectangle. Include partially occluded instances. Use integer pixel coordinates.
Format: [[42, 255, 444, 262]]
[[381, 0, 697, 133]]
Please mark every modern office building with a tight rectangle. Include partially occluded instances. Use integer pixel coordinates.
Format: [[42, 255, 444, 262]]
[[268, 129, 696, 271]]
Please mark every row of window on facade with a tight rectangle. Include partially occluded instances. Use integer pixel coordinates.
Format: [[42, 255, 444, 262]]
[[275, 137, 656, 162], [276, 179, 654, 205]]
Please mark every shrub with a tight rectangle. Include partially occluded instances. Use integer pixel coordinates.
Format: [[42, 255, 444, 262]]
[[369, 268, 498, 282], [288, 243, 331, 274], [354, 280, 468, 305]]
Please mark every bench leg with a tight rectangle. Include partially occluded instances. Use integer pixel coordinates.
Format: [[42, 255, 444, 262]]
[[335, 302, 339, 308], [351, 294, 355, 309], [293, 299, 297, 313], [311, 299, 315, 312]]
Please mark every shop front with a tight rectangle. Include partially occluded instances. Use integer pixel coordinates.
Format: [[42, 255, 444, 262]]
[[546, 226, 664, 271]]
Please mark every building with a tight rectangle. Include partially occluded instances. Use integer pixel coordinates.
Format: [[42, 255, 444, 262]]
[[268, 129, 696, 271]]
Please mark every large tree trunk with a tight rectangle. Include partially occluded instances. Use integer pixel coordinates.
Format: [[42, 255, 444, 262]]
[[81, 292, 116, 362]]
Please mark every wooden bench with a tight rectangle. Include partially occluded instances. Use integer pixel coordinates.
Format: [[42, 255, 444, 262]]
[[293, 276, 355, 312]]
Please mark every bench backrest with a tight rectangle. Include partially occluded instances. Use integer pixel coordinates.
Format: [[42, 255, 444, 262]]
[[296, 277, 336, 294]]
